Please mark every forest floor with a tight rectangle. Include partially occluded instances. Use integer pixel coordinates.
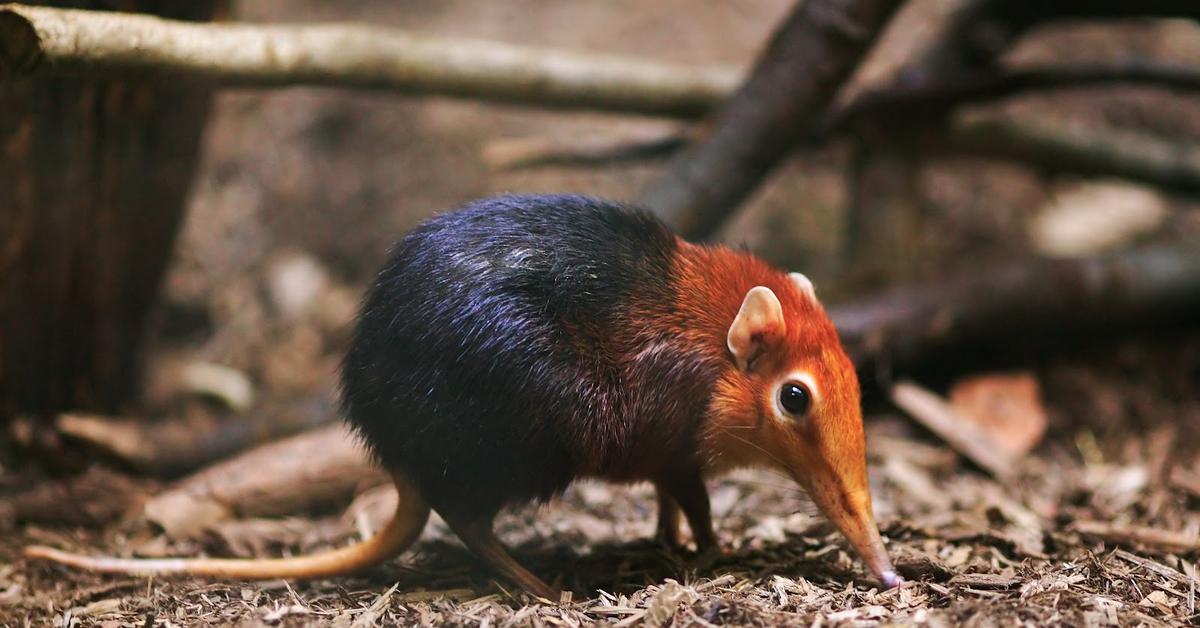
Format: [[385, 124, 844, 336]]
[[5, 0, 1200, 626], [5, 335, 1200, 626]]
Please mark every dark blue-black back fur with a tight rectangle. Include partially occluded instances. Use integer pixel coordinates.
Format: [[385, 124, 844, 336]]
[[341, 195, 710, 519]]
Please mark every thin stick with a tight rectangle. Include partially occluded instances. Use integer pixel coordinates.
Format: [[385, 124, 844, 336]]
[[889, 381, 1014, 479], [1076, 522, 1200, 554]]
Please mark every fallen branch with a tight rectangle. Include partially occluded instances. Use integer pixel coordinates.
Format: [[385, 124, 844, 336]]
[[635, 0, 903, 238], [837, 0, 1052, 286], [0, 4, 739, 118], [482, 115, 1200, 202], [0, 466, 147, 527], [881, 0, 1200, 90], [1169, 466, 1200, 500], [141, 424, 385, 538], [998, 0, 1200, 21], [828, 244, 1200, 374], [55, 393, 337, 476]]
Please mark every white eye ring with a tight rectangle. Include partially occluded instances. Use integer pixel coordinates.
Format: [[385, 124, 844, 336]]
[[771, 371, 820, 423]]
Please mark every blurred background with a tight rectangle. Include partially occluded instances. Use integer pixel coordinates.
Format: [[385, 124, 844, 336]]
[[2, 0, 1200, 625]]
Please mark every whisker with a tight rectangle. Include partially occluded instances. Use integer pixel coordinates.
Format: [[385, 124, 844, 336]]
[[722, 429, 788, 469]]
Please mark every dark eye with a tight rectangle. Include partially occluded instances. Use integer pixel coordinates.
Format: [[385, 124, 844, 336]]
[[778, 382, 812, 417]]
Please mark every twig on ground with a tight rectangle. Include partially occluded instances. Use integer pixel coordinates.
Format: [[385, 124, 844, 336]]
[[1112, 549, 1195, 587], [1076, 522, 1200, 554], [889, 381, 1016, 479]]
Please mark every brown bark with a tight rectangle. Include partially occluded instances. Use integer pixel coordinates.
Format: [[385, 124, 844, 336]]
[[635, 0, 903, 239], [831, 0, 1200, 281], [0, 0, 225, 422], [0, 466, 148, 527]]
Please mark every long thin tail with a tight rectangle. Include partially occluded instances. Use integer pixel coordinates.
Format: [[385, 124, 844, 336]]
[[25, 473, 430, 580]]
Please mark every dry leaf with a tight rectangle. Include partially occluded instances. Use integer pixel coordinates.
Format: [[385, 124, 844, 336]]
[[642, 581, 696, 628], [949, 372, 1048, 460]]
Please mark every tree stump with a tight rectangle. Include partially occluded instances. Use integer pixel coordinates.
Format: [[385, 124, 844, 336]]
[[0, 1, 226, 422]]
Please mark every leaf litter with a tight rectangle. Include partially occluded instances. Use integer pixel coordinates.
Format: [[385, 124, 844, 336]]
[[5, 337, 1200, 626]]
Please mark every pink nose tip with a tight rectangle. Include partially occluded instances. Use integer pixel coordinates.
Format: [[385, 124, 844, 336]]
[[879, 570, 902, 589]]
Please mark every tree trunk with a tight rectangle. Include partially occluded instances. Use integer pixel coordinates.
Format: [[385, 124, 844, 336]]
[[0, 0, 225, 422]]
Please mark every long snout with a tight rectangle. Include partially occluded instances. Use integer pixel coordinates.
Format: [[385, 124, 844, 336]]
[[798, 468, 900, 589]]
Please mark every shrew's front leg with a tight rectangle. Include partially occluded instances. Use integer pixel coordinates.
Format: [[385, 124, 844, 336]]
[[656, 471, 719, 553], [654, 483, 684, 551]]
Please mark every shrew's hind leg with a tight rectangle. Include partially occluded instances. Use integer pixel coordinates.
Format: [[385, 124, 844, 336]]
[[440, 512, 557, 600]]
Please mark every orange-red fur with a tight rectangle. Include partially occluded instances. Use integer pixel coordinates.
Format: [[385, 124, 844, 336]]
[[669, 239, 893, 584], [668, 240, 860, 475]]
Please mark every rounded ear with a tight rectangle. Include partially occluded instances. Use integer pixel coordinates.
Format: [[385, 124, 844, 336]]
[[789, 272, 817, 302], [727, 286, 786, 371]]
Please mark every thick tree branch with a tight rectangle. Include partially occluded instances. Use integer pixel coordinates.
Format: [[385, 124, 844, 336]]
[[140, 424, 385, 537], [0, 4, 739, 118], [827, 62, 1200, 135], [945, 116, 1200, 193], [484, 58, 1200, 173], [635, 0, 903, 238], [883, 0, 1200, 89], [828, 244, 1200, 375]]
